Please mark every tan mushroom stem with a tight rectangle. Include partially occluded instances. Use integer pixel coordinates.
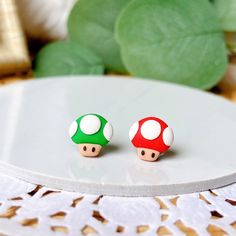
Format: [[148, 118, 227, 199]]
[[137, 148, 160, 162], [78, 143, 102, 157]]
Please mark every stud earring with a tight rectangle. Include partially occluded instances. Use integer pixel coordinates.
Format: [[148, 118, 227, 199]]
[[69, 114, 113, 157], [129, 117, 174, 162]]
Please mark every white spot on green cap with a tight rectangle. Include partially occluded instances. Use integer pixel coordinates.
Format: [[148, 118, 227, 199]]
[[69, 121, 78, 138], [80, 114, 101, 135], [103, 123, 113, 141]]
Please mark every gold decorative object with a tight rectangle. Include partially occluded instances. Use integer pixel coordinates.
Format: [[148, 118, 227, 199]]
[[0, 0, 30, 75]]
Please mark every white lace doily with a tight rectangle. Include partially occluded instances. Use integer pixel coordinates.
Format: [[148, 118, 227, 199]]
[[0, 174, 235, 236]]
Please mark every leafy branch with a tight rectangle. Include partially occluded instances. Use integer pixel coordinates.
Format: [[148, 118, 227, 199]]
[[34, 0, 236, 90]]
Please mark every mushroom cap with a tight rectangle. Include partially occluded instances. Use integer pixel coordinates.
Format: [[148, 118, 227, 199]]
[[129, 117, 174, 153], [69, 114, 113, 146]]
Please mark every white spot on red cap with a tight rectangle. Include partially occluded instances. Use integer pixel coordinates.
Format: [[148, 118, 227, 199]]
[[163, 127, 174, 146], [69, 121, 78, 138], [129, 121, 139, 141], [103, 123, 113, 141], [141, 120, 161, 140], [80, 114, 101, 135]]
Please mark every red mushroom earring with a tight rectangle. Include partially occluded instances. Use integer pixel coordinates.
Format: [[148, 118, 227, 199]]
[[129, 117, 174, 162]]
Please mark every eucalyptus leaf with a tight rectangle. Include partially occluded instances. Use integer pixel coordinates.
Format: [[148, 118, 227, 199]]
[[34, 41, 104, 78], [116, 0, 228, 89], [214, 0, 236, 31], [68, 0, 129, 73]]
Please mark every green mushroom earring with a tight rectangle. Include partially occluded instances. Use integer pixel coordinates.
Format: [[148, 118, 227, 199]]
[[69, 114, 113, 157]]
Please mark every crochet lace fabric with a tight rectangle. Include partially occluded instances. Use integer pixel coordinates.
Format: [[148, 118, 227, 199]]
[[0, 174, 235, 236]]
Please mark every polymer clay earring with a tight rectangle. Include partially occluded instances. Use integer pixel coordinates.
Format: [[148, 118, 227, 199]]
[[129, 117, 174, 162], [69, 114, 113, 157]]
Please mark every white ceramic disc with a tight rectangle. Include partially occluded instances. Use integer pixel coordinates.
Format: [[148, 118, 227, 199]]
[[0, 76, 235, 197]]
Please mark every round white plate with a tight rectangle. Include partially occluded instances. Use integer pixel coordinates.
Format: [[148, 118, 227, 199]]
[[0, 76, 235, 196]]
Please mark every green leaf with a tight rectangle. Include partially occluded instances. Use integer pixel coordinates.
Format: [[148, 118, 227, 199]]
[[34, 41, 104, 78], [214, 0, 236, 31], [68, 0, 129, 73], [116, 0, 228, 89]]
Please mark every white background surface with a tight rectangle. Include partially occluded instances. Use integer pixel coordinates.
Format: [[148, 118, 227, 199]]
[[0, 76, 235, 196]]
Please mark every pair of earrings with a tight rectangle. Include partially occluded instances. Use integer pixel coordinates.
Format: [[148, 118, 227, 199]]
[[69, 114, 174, 162]]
